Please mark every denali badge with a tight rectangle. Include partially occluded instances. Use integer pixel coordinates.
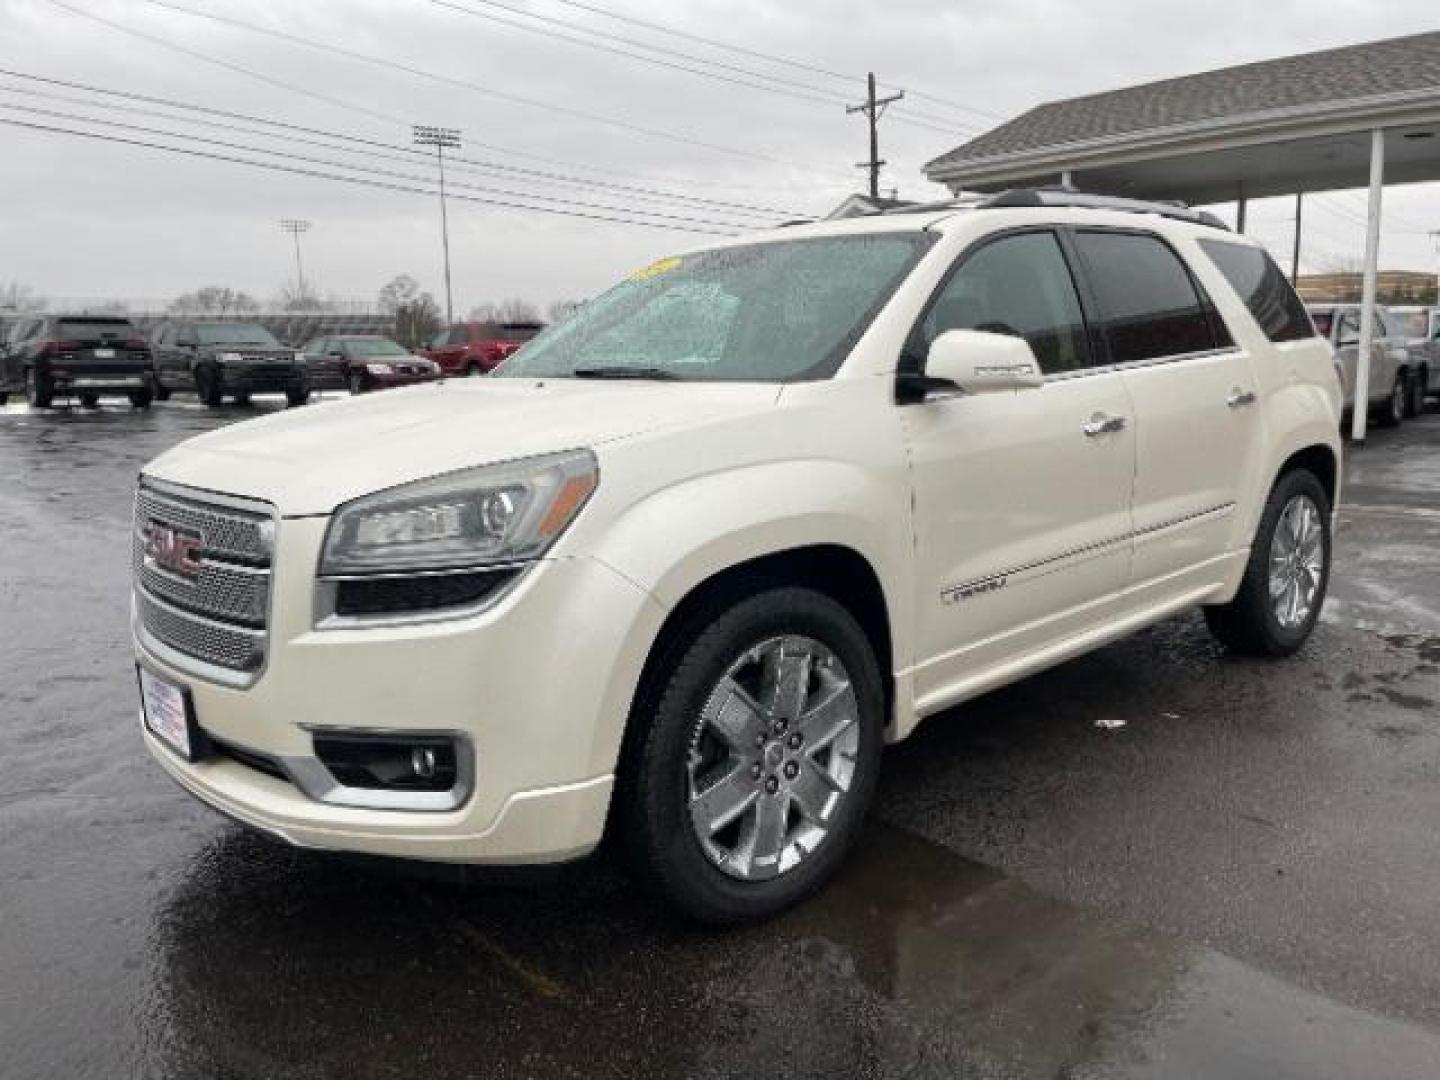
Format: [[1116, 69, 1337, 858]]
[[144, 521, 204, 579], [941, 576, 1007, 605]]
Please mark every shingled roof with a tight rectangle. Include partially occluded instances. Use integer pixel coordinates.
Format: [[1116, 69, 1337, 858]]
[[925, 32, 1440, 178]]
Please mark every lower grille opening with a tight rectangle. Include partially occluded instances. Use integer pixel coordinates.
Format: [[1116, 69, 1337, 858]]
[[333, 568, 517, 617], [209, 736, 290, 783], [312, 733, 459, 793]]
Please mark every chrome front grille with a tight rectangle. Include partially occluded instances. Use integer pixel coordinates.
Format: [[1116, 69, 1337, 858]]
[[133, 481, 276, 684]]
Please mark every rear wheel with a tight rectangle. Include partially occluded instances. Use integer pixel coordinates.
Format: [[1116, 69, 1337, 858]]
[[233, 392, 252, 407], [286, 384, 311, 407], [619, 587, 884, 923], [465, 361, 482, 377], [1373, 374, 1405, 428], [195, 364, 224, 408], [1204, 469, 1331, 657], [128, 387, 153, 409], [348, 370, 366, 395], [26, 368, 53, 409], [153, 380, 171, 402]]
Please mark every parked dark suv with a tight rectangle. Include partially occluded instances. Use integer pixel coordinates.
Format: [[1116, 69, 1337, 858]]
[[424, 321, 544, 376], [151, 321, 310, 408], [0, 314, 155, 408]]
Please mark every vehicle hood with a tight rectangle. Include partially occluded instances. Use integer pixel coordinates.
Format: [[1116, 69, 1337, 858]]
[[142, 378, 782, 515]]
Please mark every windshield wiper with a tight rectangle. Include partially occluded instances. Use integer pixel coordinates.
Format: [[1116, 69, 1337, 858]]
[[572, 365, 681, 381]]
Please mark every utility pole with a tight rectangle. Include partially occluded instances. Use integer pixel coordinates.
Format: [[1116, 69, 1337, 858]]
[[279, 219, 311, 298], [847, 73, 903, 199], [413, 124, 461, 325]]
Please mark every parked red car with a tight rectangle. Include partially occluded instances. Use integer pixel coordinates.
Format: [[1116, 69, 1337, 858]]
[[424, 321, 544, 376]]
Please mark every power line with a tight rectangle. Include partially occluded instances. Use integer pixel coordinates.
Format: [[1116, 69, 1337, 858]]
[[0, 115, 739, 236], [537, 0, 1008, 124], [0, 72, 801, 219], [0, 103, 752, 233], [132, 0, 851, 177], [427, 0, 980, 134]]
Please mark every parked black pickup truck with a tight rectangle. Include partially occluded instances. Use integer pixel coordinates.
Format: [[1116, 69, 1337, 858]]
[[151, 320, 310, 408], [0, 314, 155, 408]]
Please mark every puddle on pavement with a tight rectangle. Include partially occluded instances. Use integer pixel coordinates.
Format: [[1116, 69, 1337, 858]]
[[120, 822, 1440, 1080]]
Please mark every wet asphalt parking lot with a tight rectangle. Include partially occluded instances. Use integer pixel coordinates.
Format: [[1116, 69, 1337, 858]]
[[1, 394, 1438, 1079]]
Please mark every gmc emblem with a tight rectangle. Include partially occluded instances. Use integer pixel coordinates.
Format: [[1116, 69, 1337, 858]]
[[144, 521, 204, 579]]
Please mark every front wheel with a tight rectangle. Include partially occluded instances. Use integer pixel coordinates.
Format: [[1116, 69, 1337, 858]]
[[153, 381, 171, 402], [25, 368, 53, 409], [348, 370, 366, 395], [1204, 469, 1331, 657], [1373, 374, 1406, 428], [618, 587, 884, 924], [195, 364, 224, 408], [78, 392, 101, 409], [285, 383, 311, 407], [1405, 370, 1427, 418], [129, 387, 153, 409]]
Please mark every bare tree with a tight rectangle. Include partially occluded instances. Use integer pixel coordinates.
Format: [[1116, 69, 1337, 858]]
[[497, 297, 541, 323], [546, 298, 583, 324], [277, 278, 324, 311], [466, 301, 499, 322], [379, 274, 442, 348], [169, 286, 261, 317], [0, 281, 45, 312]]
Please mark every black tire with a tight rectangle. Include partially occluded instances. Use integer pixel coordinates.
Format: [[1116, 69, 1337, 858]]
[[195, 364, 225, 408], [348, 370, 366, 395], [153, 381, 171, 402], [285, 384, 311, 407], [0, 392, 9, 407], [617, 586, 884, 924], [78, 392, 101, 409], [1204, 469, 1331, 657], [129, 388, 153, 409], [1373, 374, 1405, 428], [233, 392, 252, 407], [26, 368, 53, 409], [465, 362, 482, 377], [1406, 370, 1427, 418]]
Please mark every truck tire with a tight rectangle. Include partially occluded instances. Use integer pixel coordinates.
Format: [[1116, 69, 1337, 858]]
[[1373, 374, 1405, 428], [618, 586, 884, 924], [1406, 369, 1427, 417], [195, 364, 225, 408], [1204, 469, 1331, 657], [25, 368, 53, 409]]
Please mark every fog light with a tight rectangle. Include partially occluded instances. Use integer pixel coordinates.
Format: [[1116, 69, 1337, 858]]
[[312, 733, 459, 793]]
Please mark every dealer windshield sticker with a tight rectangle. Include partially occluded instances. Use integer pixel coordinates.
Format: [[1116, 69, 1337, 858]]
[[629, 256, 682, 282]]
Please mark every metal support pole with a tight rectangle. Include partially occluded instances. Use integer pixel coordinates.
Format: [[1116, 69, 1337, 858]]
[[1236, 189, 1247, 234], [292, 232, 305, 294], [437, 144, 454, 326], [1352, 128, 1385, 443], [1291, 193, 1303, 284]]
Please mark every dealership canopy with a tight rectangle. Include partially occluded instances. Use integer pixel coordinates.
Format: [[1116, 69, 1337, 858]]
[[924, 32, 1440, 439]]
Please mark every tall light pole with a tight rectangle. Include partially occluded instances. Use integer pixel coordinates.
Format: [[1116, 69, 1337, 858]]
[[413, 124, 461, 325], [279, 218, 311, 299]]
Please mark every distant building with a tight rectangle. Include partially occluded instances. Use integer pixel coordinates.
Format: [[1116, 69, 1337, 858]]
[[1295, 271, 1438, 305], [825, 194, 916, 220]]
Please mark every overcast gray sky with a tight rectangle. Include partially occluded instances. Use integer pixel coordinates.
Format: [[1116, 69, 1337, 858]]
[[1, 0, 1438, 313]]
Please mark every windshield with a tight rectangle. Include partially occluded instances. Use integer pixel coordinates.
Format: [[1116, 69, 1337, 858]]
[[1394, 312, 1429, 338], [345, 338, 409, 357], [195, 323, 281, 347], [496, 233, 934, 382]]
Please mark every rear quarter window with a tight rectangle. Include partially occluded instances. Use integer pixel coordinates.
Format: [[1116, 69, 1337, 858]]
[[1198, 240, 1315, 343]]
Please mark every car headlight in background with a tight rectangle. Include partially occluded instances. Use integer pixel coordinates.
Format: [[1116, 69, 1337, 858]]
[[365, 363, 395, 375], [217, 351, 243, 365], [319, 448, 599, 577]]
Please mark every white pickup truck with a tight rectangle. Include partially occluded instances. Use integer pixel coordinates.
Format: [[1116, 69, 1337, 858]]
[[133, 191, 1342, 922]]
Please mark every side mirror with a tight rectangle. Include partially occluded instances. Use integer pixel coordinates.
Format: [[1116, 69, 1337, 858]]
[[914, 329, 1045, 397]]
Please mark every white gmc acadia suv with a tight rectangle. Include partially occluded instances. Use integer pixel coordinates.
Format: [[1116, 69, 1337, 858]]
[[133, 191, 1342, 922]]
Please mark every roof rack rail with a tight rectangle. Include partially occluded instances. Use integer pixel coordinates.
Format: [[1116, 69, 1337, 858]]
[[978, 188, 1230, 230]]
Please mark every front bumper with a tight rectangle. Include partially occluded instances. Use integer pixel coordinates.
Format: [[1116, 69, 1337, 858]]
[[366, 370, 440, 389], [134, 521, 668, 864], [50, 369, 151, 393], [220, 364, 307, 392]]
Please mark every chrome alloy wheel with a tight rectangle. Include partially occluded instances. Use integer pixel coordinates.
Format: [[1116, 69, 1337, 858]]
[[686, 635, 860, 881], [1268, 494, 1325, 629]]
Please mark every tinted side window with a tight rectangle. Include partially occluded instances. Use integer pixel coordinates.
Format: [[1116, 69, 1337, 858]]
[[1338, 311, 1360, 346], [917, 231, 1090, 375], [1074, 231, 1217, 364], [1198, 240, 1314, 343]]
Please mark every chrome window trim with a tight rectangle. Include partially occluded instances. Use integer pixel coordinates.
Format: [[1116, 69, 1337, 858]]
[[1043, 345, 1242, 383]]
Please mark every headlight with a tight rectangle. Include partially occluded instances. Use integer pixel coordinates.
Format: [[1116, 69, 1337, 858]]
[[217, 351, 242, 365], [366, 363, 395, 375], [319, 449, 599, 576]]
